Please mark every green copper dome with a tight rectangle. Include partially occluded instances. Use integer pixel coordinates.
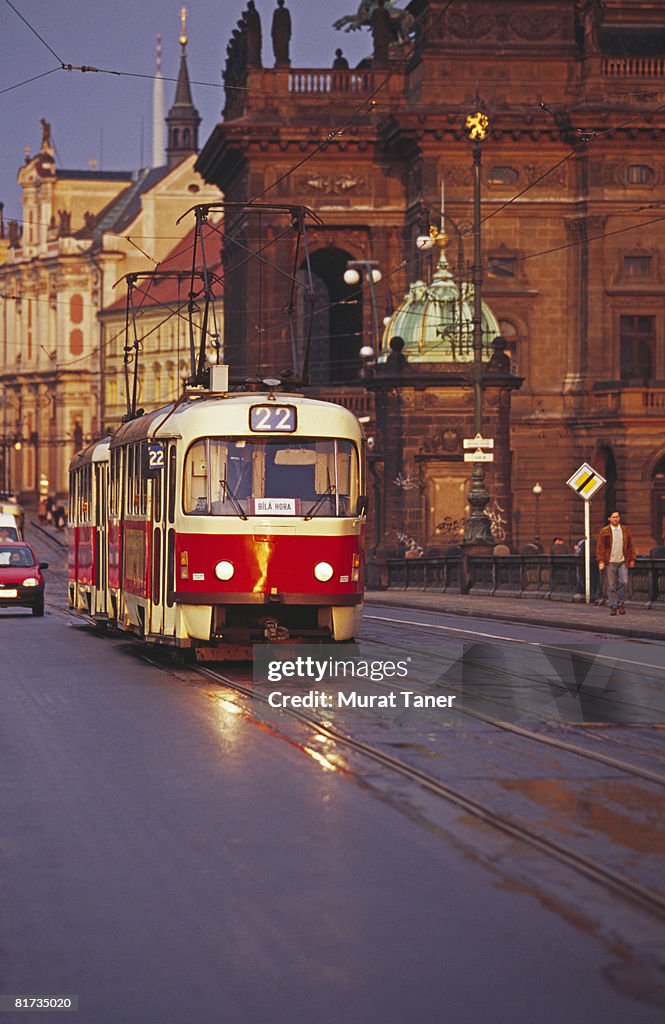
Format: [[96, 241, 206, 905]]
[[379, 245, 499, 364]]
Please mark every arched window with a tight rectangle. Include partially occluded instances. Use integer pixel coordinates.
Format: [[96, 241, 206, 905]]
[[296, 247, 364, 384], [166, 361, 176, 399], [620, 315, 655, 385], [498, 319, 520, 374], [153, 362, 162, 404]]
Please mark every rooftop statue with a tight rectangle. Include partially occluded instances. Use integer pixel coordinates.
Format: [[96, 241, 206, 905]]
[[272, 0, 292, 67], [333, 0, 415, 45], [39, 118, 54, 155], [244, 1, 262, 67]]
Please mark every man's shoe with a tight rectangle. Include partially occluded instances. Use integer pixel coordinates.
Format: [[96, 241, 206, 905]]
[[618, 604, 626, 615], [610, 608, 617, 615]]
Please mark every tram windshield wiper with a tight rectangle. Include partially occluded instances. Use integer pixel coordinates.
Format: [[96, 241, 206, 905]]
[[220, 478, 248, 520], [303, 484, 336, 520]]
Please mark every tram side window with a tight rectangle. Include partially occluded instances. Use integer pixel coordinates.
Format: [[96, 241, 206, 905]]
[[127, 446, 135, 513], [140, 446, 148, 514], [126, 444, 148, 515], [69, 471, 75, 524], [184, 440, 210, 514], [110, 449, 120, 517], [78, 464, 92, 523]]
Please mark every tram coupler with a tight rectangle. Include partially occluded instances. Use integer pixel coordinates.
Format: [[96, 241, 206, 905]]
[[263, 618, 290, 641]]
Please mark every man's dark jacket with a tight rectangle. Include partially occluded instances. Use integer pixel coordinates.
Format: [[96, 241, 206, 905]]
[[596, 525, 635, 564]]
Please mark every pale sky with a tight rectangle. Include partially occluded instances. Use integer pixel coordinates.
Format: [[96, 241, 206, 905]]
[[1, 0, 375, 223]]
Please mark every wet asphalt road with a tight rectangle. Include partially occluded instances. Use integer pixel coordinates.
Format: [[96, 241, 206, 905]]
[[1, 529, 664, 1022], [0, 603, 663, 1024]]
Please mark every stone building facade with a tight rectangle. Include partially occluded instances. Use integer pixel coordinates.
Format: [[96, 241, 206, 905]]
[[100, 223, 224, 426], [0, 35, 219, 501], [191, 0, 665, 553]]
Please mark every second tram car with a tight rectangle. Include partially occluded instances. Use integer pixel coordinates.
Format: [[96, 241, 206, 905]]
[[69, 387, 366, 658]]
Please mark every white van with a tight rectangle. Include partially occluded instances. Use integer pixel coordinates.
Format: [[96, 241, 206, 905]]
[[0, 498, 24, 532], [0, 512, 22, 541]]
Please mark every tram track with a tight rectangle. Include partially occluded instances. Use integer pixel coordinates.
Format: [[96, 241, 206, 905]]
[[189, 660, 665, 925], [357, 632, 665, 787], [438, 704, 665, 787], [364, 611, 665, 679], [362, 613, 665, 733]]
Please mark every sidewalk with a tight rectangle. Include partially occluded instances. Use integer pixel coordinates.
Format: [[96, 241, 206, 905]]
[[365, 589, 665, 641]]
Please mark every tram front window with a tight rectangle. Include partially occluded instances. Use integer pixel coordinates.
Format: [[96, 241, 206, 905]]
[[183, 438, 359, 517]]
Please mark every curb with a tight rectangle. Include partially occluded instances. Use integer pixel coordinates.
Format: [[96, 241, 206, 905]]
[[365, 593, 665, 642]]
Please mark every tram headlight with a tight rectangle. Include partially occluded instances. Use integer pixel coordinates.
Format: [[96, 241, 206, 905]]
[[314, 561, 334, 582], [215, 560, 235, 581]]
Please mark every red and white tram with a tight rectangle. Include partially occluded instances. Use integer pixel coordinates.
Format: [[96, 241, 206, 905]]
[[69, 387, 366, 658]]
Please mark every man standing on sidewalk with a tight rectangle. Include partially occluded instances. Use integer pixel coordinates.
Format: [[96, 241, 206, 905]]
[[596, 511, 636, 615]]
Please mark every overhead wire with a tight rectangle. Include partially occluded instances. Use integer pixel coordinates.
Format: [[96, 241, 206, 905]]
[[481, 95, 665, 226], [3, 0, 64, 63], [0, 65, 62, 97]]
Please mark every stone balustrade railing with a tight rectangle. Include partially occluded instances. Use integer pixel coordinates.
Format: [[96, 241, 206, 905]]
[[603, 56, 665, 78], [368, 554, 665, 608]]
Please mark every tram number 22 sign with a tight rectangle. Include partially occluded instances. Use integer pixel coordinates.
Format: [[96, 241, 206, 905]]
[[249, 405, 297, 433], [143, 444, 165, 476]]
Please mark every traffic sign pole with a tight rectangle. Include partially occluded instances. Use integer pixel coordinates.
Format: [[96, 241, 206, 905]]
[[584, 499, 591, 605]]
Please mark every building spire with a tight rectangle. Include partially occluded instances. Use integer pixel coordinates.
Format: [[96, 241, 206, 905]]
[[152, 34, 165, 167], [166, 6, 201, 168]]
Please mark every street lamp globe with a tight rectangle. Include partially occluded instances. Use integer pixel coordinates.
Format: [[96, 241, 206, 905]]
[[370, 268, 382, 284], [343, 267, 360, 286], [416, 234, 435, 251]]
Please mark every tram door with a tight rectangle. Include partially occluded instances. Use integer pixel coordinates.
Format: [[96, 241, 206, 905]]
[[94, 462, 108, 616], [149, 441, 177, 638]]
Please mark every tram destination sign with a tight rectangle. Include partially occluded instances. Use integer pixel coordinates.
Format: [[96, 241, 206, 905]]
[[249, 404, 297, 432]]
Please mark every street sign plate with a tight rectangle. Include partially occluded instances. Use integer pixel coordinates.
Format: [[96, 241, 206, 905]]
[[463, 434, 494, 449], [566, 462, 606, 501], [464, 449, 494, 462]]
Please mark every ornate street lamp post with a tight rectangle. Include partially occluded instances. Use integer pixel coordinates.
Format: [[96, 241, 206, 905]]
[[532, 481, 542, 548], [463, 105, 494, 546], [344, 259, 382, 366]]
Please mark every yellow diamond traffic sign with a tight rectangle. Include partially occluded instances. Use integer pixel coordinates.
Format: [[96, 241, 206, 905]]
[[566, 462, 606, 502]]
